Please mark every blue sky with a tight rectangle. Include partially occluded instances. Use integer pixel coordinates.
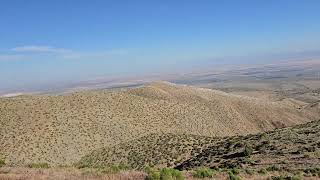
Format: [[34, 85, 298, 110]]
[[1, 0, 320, 92]]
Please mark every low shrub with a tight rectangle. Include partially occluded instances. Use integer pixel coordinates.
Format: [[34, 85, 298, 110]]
[[192, 167, 214, 178], [28, 162, 50, 168], [303, 167, 320, 177], [258, 168, 267, 175], [145, 166, 184, 180], [271, 175, 301, 180], [231, 168, 240, 175], [161, 168, 184, 180], [100, 164, 129, 174], [267, 165, 281, 171], [110, 164, 129, 173], [0, 159, 5, 167], [245, 168, 255, 175], [228, 171, 241, 180], [244, 145, 253, 157]]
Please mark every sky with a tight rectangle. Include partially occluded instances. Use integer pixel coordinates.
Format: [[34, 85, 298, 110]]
[[1, 0, 320, 92]]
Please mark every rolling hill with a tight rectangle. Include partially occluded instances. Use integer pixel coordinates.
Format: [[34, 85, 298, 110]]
[[0, 81, 318, 166]]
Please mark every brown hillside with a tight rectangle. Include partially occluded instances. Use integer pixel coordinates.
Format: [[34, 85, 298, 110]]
[[77, 120, 320, 171], [0, 82, 318, 166]]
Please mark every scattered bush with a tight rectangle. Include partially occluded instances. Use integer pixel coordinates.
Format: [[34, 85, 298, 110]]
[[230, 168, 240, 175], [160, 168, 184, 180], [228, 171, 241, 180], [145, 166, 184, 180], [245, 168, 255, 175], [303, 151, 320, 158], [303, 167, 320, 177], [145, 166, 160, 180], [271, 175, 301, 180], [259, 133, 267, 139], [28, 162, 50, 168], [258, 168, 267, 175], [110, 164, 129, 172], [100, 164, 129, 174], [192, 167, 214, 178], [267, 165, 281, 171], [0, 159, 5, 167], [76, 162, 129, 174], [244, 145, 253, 157], [145, 165, 156, 174]]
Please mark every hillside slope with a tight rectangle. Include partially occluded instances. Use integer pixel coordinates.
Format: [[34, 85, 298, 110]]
[[76, 133, 218, 169], [78, 120, 320, 171], [0, 82, 318, 166]]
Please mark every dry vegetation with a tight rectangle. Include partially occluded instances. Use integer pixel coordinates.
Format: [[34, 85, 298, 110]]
[[78, 120, 320, 179], [175, 120, 320, 171], [76, 133, 218, 169], [0, 167, 146, 180], [0, 81, 318, 167], [3, 119, 316, 179]]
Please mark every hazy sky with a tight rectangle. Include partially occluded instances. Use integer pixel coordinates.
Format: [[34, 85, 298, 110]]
[[1, 0, 320, 92]]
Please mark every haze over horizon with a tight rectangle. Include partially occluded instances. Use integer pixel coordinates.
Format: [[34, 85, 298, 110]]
[[1, 0, 320, 92]]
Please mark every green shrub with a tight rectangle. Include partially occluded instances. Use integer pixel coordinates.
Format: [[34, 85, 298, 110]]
[[146, 169, 160, 180], [0, 159, 5, 167], [267, 165, 281, 171], [76, 163, 129, 174], [28, 162, 50, 168], [111, 164, 128, 172], [145, 166, 184, 180], [244, 145, 253, 157], [160, 168, 184, 180], [145, 165, 157, 174], [271, 176, 284, 180], [245, 168, 255, 175], [228, 171, 241, 180], [292, 175, 301, 180], [231, 168, 240, 175], [192, 167, 214, 178], [260, 133, 267, 139], [258, 168, 267, 175], [100, 164, 129, 174]]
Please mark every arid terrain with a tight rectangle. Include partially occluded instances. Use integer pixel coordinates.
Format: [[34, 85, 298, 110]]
[[1, 81, 319, 167], [77, 119, 320, 179], [175, 60, 320, 105], [1, 60, 320, 179], [1, 0, 320, 178], [1, 120, 319, 179]]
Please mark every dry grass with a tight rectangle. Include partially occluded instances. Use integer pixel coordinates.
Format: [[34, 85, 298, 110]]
[[0, 82, 318, 166], [0, 166, 319, 180], [0, 167, 146, 180]]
